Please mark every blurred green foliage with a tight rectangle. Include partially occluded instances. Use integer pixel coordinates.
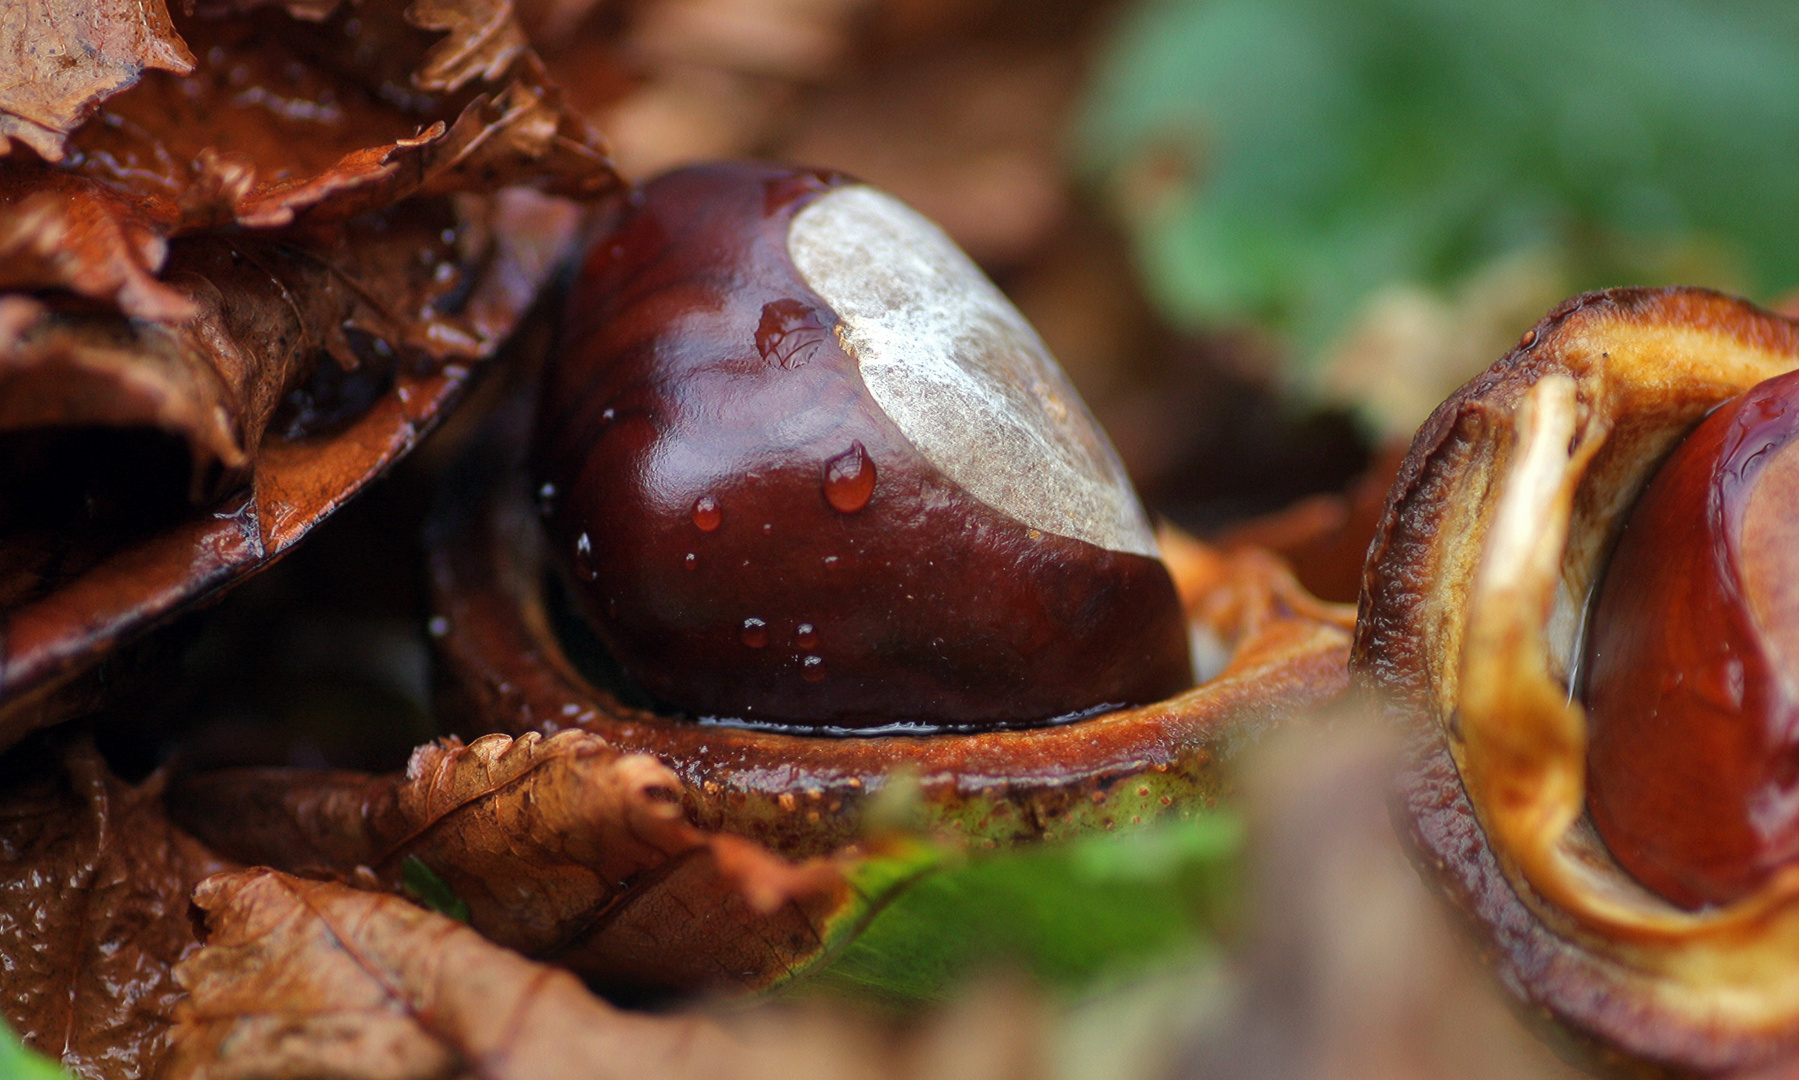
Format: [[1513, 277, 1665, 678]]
[[804, 811, 1242, 1008], [1079, 0, 1799, 367], [400, 856, 471, 922], [0, 1022, 67, 1080]]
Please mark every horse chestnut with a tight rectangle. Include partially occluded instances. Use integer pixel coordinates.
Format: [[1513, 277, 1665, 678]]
[[532, 163, 1191, 732], [1585, 367, 1799, 908]]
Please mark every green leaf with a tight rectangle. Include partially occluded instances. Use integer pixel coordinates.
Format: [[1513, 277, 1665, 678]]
[[0, 1022, 69, 1080], [800, 812, 1243, 1008], [400, 855, 471, 922], [1079, 0, 1799, 367]]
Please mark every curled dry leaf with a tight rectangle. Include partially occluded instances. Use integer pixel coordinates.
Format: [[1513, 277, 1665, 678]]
[[168, 729, 932, 994], [409, 0, 532, 91], [169, 869, 1045, 1080], [0, 735, 227, 1080], [0, 0, 620, 749], [167, 869, 744, 1080], [0, 0, 195, 162], [0, 170, 196, 321], [2, 202, 470, 501]]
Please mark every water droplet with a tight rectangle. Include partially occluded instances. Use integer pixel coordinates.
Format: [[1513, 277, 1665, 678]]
[[822, 555, 839, 567], [691, 495, 722, 531], [600, 407, 617, 424], [427, 615, 449, 637], [795, 623, 818, 649], [574, 532, 596, 579], [822, 441, 876, 513], [801, 655, 826, 682], [762, 522, 773, 534], [1519, 328, 1538, 349], [683, 552, 697, 571], [756, 299, 833, 368], [740, 618, 768, 648], [536, 481, 558, 514]]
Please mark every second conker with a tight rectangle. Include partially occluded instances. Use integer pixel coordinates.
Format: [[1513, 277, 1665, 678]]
[[1584, 366, 1799, 908], [532, 163, 1192, 732]]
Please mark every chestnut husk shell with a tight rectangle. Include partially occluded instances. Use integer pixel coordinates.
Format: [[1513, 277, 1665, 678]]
[[428, 394, 1354, 860], [1355, 286, 1799, 1076]]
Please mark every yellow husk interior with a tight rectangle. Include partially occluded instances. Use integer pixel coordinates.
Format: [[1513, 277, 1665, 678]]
[[1454, 317, 1799, 1033]]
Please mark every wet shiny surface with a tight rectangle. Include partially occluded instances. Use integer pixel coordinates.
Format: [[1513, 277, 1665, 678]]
[[1585, 368, 1799, 908], [533, 163, 1190, 730]]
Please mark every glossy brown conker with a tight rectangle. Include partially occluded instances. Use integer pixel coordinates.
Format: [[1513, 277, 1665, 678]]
[[532, 163, 1192, 732], [1585, 366, 1799, 908]]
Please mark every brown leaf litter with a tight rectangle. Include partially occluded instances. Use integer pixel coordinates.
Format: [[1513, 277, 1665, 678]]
[[168, 729, 866, 994]]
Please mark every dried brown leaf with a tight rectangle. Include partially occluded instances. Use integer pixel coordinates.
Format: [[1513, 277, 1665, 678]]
[[0, 0, 196, 163], [415, 58, 615, 202], [409, 0, 532, 92], [0, 198, 562, 751], [0, 169, 196, 320], [0, 202, 476, 501], [169, 730, 859, 994], [169, 869, 1043, 1080], [0, 0, 620, 795], [166, 869, 743, 1080], [0, 0, 615, 497], [0, 735, 227, 1080], [58, 10, 612, 232]]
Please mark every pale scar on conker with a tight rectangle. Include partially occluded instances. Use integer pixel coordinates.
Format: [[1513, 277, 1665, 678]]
[[531, 163, 1192, 731], [1584, 366, 1799, 908]]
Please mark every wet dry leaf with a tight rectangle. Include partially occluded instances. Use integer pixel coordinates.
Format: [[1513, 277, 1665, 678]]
[[57, 9, 612, 234], [0, 0, 195, 163], [166, 869, 744, 1080], [0, 1020, 70, 1080], [169, 729, 937, 994], [1, 202, 470, 501], [0, 0, 619, 748], [0, 170, 196, 321], [0, 736, 227, 1080]]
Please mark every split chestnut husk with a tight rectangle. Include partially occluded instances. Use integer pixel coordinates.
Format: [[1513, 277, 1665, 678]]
[[428, 393, 1354, 860], [1356, 286, 1799, 1075]]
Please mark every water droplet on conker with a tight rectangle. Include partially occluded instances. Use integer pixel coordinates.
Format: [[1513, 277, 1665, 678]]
[[574, 532, 595, 579], [691, 495, 722, 531], [740, 618, 768, 648], [822, 442, 875, 513]]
